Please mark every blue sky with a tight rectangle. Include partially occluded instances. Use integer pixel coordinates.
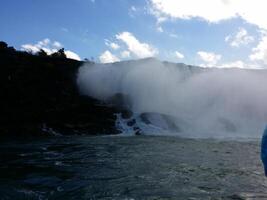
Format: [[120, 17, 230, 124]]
[[1, 0, 267, 68]]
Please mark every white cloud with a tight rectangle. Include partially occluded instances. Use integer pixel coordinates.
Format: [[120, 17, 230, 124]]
[[249, 34, 267, 65], [40, 38, 50, 46], [99, 50, 120, 63], [169, 33, 178, 38], [129, 5, 140, 18], [110, 43, 120, 50], [198, 59, 260, 69], [105, 40, 120, 50], [41, 47, 57, 55], [121, 50, 131, 58], [157, 26, 163, 32], [116, 32, 158, 58], [22, 38, 57, 54], [53, 41, 62, 48], [219, 60, 245, 68], [21, 44, 40, 54], [131, 6, 137, 12], [174, 51, 184, 59], [65, 50, 81, 61], [21, 38, 81, 60], [217, 60, 261, 69], [149, 0, 267, 30], [109, 42, 120, 50], [225, 28, 254, 47], [197, 51, 222, 67]]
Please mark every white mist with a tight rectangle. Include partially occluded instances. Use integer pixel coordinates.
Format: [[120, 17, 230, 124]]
[[77, 58, 267, 138]]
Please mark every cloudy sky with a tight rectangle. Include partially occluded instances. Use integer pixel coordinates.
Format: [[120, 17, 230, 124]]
[[1, 0, 267, 68]]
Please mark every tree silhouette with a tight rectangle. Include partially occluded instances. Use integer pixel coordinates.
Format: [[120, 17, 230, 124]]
[[0, 41, 8, 50], [51, 48, 66, 58], [37, 49, 48, 57], [7, 46, 16, 52]]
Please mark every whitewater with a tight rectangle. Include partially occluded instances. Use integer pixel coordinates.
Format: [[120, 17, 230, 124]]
[[77, 58, 267, 139]]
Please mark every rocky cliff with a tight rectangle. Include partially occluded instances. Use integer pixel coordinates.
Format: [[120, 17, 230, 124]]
[[0, 43, 121, 137]]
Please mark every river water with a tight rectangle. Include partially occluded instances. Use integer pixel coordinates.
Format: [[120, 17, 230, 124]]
[[0, 135, 266, 199]]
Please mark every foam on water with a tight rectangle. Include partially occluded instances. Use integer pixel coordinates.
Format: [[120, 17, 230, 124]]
[[115, 113, 165, 136]]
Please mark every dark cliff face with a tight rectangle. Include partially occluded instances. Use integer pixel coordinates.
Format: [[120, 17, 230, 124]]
[[0, 46, 120, 137]]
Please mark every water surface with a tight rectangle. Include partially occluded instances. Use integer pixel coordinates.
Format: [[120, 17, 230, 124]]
[[0, 135, 266, 199]]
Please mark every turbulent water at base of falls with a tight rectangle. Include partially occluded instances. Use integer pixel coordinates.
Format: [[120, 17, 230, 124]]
[[77, 58, 267, 139], [1, 135, 265, 199], [114, 112, 262, 140]]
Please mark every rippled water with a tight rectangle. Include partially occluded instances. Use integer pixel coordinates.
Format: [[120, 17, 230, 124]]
[[0, 135, 267, 199]]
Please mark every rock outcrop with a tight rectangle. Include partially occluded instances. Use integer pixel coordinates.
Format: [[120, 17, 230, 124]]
[[0, 43, 120, 137]]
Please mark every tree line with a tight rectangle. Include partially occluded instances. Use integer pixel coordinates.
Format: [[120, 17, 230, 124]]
[[0, 40, 67, 58]]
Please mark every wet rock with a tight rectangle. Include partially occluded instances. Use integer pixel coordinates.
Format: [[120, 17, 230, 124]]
[[133, 127, 139, 131], [121, 110, 133, 119], [127, 119, 136, 126], [135, 130, 142, 136]]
